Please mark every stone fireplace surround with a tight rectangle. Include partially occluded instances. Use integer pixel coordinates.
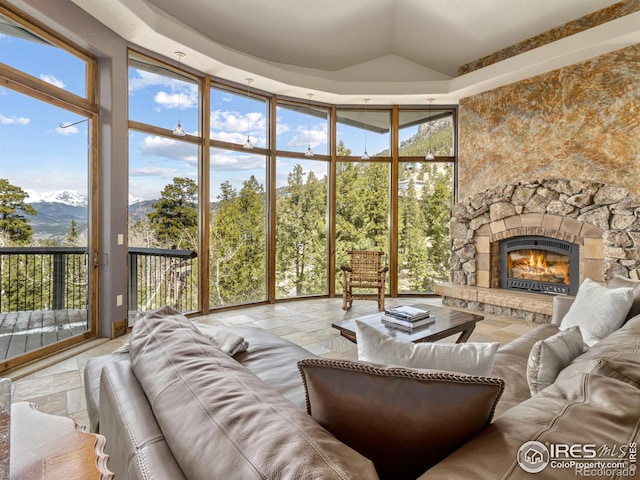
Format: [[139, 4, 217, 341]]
[[435, 178, 640, 323]]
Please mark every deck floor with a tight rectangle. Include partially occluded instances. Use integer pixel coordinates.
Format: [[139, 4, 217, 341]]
[[0, 310, 88, 361]]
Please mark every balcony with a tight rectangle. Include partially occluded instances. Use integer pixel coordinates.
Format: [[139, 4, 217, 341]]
[[0, 246, 197, 364]]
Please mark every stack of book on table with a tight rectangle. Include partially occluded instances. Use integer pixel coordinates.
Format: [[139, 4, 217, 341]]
[[381, 305, 434, 332]]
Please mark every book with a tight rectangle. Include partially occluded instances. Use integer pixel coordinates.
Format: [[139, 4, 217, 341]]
[[382, 311, 433, 323], [384, 305, 431, 321], [381, 315, 435, 332]]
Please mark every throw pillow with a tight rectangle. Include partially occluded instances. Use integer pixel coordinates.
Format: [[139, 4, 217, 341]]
[[298, 358, 505, 480], [355, 319, 499, 376], [526, 326, 583, 395], [607, 275, 640, 321], [559, 278, 633, 347], [194, 324, 249, 356]]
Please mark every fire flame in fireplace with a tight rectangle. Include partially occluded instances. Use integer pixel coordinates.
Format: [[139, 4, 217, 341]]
[[508, 249, 569, 285], [528, 252, 546, 269]]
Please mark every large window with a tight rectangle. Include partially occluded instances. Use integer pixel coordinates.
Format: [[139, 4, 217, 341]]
[[210, 150, 267, 306], [276, 100, 329, 156], [209, 84, 269, 307], [0, 11, 88, 99], [398, 109, 455, 293], [129, 52, 200, 135], [276, 159, 328, 298], [335, 161, 390, 290], [337, 108, 391, 158], [275, 101, 329, 299], [0, 5, 97, 371], [128, 53, 200, 314], [127, 52, 458, 315]]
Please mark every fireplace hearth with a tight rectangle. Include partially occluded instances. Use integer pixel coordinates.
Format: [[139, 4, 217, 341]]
[[500, 236, 579, 296]]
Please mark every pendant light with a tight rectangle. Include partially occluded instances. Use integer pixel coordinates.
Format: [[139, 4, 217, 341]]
[[243, 78, 254, 150], [425, 98, 435, 160], [361, 98, 370, 160], [172, 52, 186, 137], [304, 93, 314, 157]]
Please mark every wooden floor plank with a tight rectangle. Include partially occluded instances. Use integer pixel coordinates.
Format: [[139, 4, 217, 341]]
[[6, 312, 30, 360], [0, 309, 89, 361], [25, 311, 43, 352], [0, 313, 15, 360]]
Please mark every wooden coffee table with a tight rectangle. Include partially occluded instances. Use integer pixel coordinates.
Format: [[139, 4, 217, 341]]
[[332, 304, 483, 344]]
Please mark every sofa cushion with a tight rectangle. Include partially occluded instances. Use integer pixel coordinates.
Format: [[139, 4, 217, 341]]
[[99, 361, 188, 480], [559, 278, 633, 346], [608, 274, 640, 320], [226, 326, 317, 409], [298, 358, 504, 480], [526, 326, 583, 395], [418, 359, 640, 479], [490, 323, 559, 417], [355, 319, 499, 376], [568, 312, 640, 364], [129, 306, 378, 480], [84, 352, 130, 433]]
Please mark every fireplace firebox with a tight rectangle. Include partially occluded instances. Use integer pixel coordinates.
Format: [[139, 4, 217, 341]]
[[500, 236, 579, 296]]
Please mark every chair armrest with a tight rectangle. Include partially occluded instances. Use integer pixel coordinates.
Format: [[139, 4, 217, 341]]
[[551, 295, 575, 326], [340, 265, 352, 272], [378, 266, 389, 273]]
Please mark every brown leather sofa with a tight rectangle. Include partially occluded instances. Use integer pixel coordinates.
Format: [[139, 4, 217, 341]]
[[85, 301, 640, 479], [419, 297, 640, 479]]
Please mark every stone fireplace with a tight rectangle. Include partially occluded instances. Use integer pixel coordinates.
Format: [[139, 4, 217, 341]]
[[436, 179, 640, 323]]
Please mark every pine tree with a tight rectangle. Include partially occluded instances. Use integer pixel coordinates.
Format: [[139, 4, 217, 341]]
[[0, 178, 37, 246], [148, 177, 198, 249], [64, 219, 80, 246]]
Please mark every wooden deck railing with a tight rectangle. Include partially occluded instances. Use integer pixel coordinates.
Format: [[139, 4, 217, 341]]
[[0, 246, 198, 314]]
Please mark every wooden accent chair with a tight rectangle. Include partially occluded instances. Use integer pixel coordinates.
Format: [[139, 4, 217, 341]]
[[340, 250, 388, 311]]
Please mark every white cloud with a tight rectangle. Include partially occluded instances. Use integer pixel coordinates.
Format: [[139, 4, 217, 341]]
[[210, 109, 268, 147], [130, 166, 178, 177], [211, 130, 245, 144], [139, 135, 198, 166], [154, 84, 198, 109], [276, 123, 290, 136], [129, 69, 172, 92], [0, 114, 30, 125], [130, 69, 198, 111], [211, 151, 265, 171], [288, 123, 328, 149], [210, 109, 266, 133], [55, 125, 78, 135], [40, 74, 65, 89], [154, 91, 180, 108]]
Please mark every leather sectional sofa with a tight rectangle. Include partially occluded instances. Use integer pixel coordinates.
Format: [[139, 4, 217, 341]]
[[85, 301, 640, 479]]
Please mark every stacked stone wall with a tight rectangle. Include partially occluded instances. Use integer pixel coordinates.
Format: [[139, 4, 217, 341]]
[[450, 178, 640, 287]]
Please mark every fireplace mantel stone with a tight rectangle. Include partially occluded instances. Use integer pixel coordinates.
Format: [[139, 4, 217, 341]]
[[437, 179, 640, 323]]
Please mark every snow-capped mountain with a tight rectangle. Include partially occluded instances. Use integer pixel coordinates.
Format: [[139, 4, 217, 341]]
[[26, 190, 88, 207], [23, 190, 88, 239]]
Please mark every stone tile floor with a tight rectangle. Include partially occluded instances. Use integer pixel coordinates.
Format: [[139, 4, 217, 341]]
[[7, 296, 537, 429]]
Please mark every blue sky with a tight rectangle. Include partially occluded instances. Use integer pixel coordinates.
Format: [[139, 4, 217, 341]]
[[1, 27, 420, 204]]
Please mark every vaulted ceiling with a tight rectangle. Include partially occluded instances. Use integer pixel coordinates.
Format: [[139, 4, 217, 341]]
[[70, 0, 639, 104]]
